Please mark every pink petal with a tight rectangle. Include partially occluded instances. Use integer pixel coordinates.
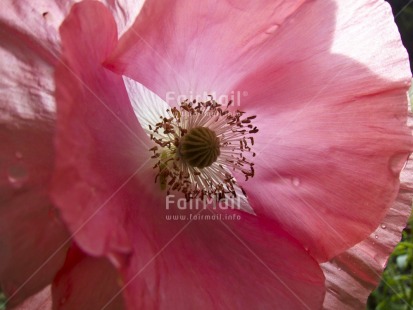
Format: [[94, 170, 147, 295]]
[[232, 0, 412, 261], [14, 286, 52, 310], [52, 1, 149, 258], [0, 0, 70, 62], [118, 205, 325, 309], [0, 165, 69, 306], [0, 0, 144, 63], [98, 0, 145, 36], [55, 0, 145, 36], [106, 0, 308, 100], [52, 245, 125, 309], [321, 123, 413, 309], [107, 0, 412, 261], [0, 7, 69, 306], [0, 0, 141, 306]]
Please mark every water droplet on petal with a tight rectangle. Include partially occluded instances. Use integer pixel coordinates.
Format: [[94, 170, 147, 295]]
[[7, 165, 29, 189], [389, 153, 408, 176], [15, 151, 23, 159], [108, 251, 132, 269], [265, 24, 279, 34], [291, 177, 301, 187], [381, 224, 386, 229], [374, 235, 378, 239], [337, 267, 342, 271]]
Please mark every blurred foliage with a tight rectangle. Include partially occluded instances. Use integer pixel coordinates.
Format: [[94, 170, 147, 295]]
[[367, 217, 413, 309], [0, 292, 5, 310]]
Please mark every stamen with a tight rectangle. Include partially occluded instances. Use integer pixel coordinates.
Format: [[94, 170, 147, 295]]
[[148, 97, 258, 201]]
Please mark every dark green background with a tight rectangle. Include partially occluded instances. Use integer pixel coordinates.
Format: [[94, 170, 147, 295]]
[[388, 0, 413, 73]]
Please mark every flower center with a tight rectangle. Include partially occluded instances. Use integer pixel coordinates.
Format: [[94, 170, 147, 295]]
[[178, 126, 220, 168], [148, 97, 257, 200]]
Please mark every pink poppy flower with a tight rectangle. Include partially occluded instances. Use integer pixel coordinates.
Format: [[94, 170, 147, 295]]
[[1, 0, 412, 309]]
